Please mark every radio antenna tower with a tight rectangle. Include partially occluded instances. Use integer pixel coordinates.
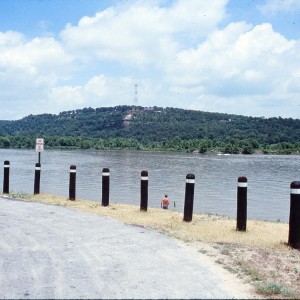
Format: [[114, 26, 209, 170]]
[[133, 83, 138, 104]]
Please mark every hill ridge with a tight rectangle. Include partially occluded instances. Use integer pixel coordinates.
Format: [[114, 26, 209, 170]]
[[0, 105, 299, 154]]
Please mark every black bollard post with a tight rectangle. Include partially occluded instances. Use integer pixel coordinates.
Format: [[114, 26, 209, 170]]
[[3, 160, 10, 194], [69, 165, 76, 201], [102, 168, 110, 207], [236, 176, 248, 232], [288, 181, 300, 249], [34, 163, 41, 194], [183, 173, 195, 222], [140, 170, 148, 211]]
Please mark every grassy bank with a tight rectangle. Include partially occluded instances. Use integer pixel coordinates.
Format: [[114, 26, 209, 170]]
[[3, 193, 300, 299]]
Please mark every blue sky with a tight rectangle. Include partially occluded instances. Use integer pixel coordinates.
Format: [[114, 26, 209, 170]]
[[0, 0, 300, 120]]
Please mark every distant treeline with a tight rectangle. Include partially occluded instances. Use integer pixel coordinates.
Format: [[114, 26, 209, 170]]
[[0, 135, 299, 154], [0, 105, 299, 154]]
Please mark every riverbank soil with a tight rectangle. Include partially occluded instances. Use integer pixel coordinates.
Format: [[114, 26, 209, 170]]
[[3, 193, 300, 299]]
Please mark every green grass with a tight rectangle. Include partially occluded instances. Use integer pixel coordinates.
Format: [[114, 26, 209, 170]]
[[220, 248, 231, 256], [236, 260, 263, 282], [5, 191, 31, 200], [256, 282, 296, 298], [223, 265, 238, 274], [198, 249, 208, 254]]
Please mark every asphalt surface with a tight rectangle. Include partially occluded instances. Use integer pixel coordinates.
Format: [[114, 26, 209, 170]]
[[0, 197, 244, 299]]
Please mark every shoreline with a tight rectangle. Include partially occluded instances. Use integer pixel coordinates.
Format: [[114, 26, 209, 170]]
[[0, 146, 299, 155], [2, 193, 300, 299]]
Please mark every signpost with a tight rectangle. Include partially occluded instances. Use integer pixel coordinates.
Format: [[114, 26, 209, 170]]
[[35, 138, 44, 164]]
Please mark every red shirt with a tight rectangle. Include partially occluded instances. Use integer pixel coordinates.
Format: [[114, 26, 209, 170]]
[[161, 198, 169, 207]]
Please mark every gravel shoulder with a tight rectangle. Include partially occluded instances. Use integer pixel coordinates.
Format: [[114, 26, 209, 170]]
[[0, 197, 256, 299]]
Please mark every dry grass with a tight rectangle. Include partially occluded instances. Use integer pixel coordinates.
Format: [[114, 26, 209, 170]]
[[28, 193, 288, 248], [3, 193, 300, 299]]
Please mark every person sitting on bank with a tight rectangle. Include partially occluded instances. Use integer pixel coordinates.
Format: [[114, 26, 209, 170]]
[[161, 195, 170, 209]]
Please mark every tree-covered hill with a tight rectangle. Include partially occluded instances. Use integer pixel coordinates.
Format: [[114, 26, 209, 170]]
[[0, 105, 299, 154]]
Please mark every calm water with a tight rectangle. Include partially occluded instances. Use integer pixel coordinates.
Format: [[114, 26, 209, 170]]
[[0, 149, 299, 223]]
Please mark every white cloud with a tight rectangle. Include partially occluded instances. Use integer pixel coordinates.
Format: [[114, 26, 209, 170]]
[[259, 0, 300, 14], [0, 0, 300, 120], [0, 30, 74, 119], [187, 94, 298, 118], [164, 21, 300, 117], [48, 75, 112, 111], [0, 31, 24, 46], [0, 32, 73, 83], [47, 75, 165, 113], [60, 0, 227, 67]]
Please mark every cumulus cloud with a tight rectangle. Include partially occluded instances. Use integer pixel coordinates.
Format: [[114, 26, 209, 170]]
[[0, 30, 73, 119], [60, 0, 227, 66], [48, 75, 108, 111], [0, 32, 72, 102], [0, 0, 300, 119], [46, 75, 165, 113], [165, 21, 300, 117], [0, 31, 73, 84]]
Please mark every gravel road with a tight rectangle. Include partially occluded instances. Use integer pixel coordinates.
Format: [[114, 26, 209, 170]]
[[0, 197, 249, 299]]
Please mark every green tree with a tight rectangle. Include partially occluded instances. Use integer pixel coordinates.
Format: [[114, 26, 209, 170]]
[[0, 137, 10, 148]]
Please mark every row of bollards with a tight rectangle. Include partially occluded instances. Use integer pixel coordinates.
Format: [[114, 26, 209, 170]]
[[2, 161, 300, 250], [235, 177, 300, 250], [2, 161, 42, 196]]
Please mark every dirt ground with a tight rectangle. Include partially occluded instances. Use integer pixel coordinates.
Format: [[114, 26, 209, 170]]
[[5, 192, 300, 299], [188, 241, 300, 299]]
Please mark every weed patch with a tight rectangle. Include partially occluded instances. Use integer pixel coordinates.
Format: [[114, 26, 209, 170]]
[[256, 282, 296, 298]]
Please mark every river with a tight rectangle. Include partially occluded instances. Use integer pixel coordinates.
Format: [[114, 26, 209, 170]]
[[0, 149, 299, 223]]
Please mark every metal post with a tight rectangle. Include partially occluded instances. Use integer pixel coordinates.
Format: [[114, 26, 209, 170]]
[[102, 168, 110, 207], [140, 170, 148, 211], [3, 160, 10, 194], [183, 173, 195, 222], [69, 165, 76, 201], [34, 163, 41, 194], [288, 181, 300, 249], [236, 176, 248, 231]]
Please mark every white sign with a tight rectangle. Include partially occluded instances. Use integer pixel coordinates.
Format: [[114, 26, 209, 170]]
[[36, 138, 44, 152]]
